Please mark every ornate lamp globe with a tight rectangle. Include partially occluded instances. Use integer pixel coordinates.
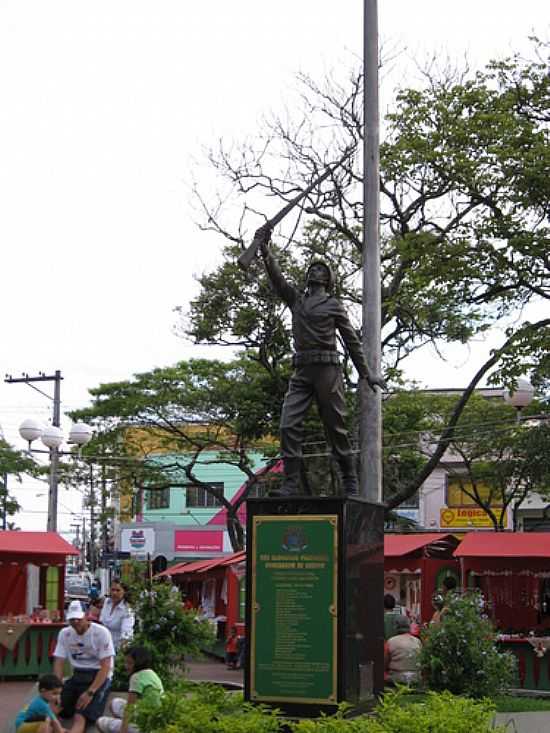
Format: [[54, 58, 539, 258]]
[[68, 422, 93, 446], [19, 418, 44, 445], [503, 378, 535, 410], [41, 425, 64, 449]]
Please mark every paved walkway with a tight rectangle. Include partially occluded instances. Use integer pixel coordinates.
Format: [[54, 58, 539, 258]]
[[0, 660, 243, 733], [0, 681, 35, 733], [495, 712, 550, 732], [3, 663, 550, 732]]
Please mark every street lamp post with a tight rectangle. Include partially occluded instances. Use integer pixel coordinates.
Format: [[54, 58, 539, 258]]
[[6, 370, 64, 531], [18, 418, 93, 532], [503, 378, 535, 422]]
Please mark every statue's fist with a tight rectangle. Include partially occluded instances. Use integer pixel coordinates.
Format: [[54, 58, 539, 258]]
[[255, 224, 272, 245], [365, 373, 387, 392]]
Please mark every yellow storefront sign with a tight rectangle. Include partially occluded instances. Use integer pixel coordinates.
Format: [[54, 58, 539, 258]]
[[440, 507, 508, 528]]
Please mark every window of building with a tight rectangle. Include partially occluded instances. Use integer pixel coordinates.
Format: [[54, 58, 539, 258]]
[[186, 483, 224, 508], [147, 488, 170, 510], [446, 478, 502, 508]]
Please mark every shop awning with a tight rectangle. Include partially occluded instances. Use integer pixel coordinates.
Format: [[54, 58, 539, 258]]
[[384, 533, 459, 558], [0, 531, 79, 557], [219, 551, 246, 566], [156, 558, 213, 578], [454, 532, 550, 559], [192, 552, 244, 575], [156, 551, 246, 578]]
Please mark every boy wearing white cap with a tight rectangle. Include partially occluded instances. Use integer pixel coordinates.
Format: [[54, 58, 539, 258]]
[[52, 601, 115, 733]]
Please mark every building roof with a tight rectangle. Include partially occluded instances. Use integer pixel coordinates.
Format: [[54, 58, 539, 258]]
[[384, 533, 459, 557], [0, 531, 79, 556], [454, 532, 550, 559]]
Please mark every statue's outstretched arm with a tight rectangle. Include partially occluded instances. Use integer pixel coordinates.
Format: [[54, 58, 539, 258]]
[[256, 225, 296, 307]]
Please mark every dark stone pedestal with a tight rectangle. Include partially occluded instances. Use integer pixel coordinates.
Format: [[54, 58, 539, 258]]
[[244, 496, 384, 718]]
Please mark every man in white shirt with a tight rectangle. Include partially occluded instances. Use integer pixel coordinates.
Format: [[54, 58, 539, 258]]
[[53, 600, 115, 733]]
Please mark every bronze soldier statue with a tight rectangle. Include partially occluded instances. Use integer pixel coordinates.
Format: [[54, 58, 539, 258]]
[[256, 224, 385, 497]]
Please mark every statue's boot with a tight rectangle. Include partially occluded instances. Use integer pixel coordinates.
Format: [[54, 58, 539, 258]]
[[269, 458, 301, 497], [339, 455, 359, 496]]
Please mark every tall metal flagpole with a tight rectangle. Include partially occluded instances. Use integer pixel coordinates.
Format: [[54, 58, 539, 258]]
[[360, 0, 382, 503]]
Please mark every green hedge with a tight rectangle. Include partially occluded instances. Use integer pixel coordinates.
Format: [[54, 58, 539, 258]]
[[130, 684, 506, 733]]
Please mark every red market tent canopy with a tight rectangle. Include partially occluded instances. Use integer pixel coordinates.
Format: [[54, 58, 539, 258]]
[[385, 533, 460, 558], [454, 532, 550, 632], [0, 532, 78, 616], [454, 532, 550, 559], [0, 532, 79, 559], [384, 534, 460, 623]]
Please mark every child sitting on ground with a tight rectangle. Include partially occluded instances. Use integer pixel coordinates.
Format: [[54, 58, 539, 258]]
[[15, 674, 68, 733], [96, 646, 164, 733]]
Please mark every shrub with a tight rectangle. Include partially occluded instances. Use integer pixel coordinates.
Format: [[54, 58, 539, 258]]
[[370, 688, 506, 733], [131, 683, 506, 733], [132, 681, 284, 733], [112, 577, 215, 689], [290, 689, 506, 732], [419, 590, 516, 698]]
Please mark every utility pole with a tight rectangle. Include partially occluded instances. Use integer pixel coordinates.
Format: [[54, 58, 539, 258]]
[[360, 0, 382, 504], [2, 473, 8, 530], [70, 521, 81, 570], [88, 464, 96, 573], [101, 463, 108, 560], [70, 521, 81, 548], [81, 515, 87, 572], [5, 370, 63, 531]]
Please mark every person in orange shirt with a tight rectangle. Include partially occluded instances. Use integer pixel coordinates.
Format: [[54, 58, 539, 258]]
[[225, 626, 239, 670]]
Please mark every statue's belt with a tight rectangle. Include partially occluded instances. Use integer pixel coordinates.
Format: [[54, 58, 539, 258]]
[[292, 351, 340, 367]]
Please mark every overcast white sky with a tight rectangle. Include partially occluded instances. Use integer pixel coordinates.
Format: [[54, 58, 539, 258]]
[[1, 1, 547, 532]]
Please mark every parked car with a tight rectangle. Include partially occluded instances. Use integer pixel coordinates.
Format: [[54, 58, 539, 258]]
[[64, 581, 90, 609]]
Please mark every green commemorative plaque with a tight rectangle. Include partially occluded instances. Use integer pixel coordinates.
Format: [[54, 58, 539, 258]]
[[250, 514, 338, 704]]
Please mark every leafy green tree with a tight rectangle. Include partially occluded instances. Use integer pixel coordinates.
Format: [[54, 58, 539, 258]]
[[0, 439, 39, 529], [70, 357, 285, 551], [71, 41, 550, 519], [382, 390, 550, 528], [184, 40, 550, 509], [443, 397, 550, 530]]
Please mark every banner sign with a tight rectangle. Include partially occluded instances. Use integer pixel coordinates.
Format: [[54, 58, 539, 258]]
[[173, 529, 224, 553], [440, 507, 508, 528], [120, 528, 155, 555], [250, 515, 338, 704]]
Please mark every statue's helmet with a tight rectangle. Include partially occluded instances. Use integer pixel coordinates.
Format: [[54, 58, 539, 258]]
[[306, 260, 333, 290]]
